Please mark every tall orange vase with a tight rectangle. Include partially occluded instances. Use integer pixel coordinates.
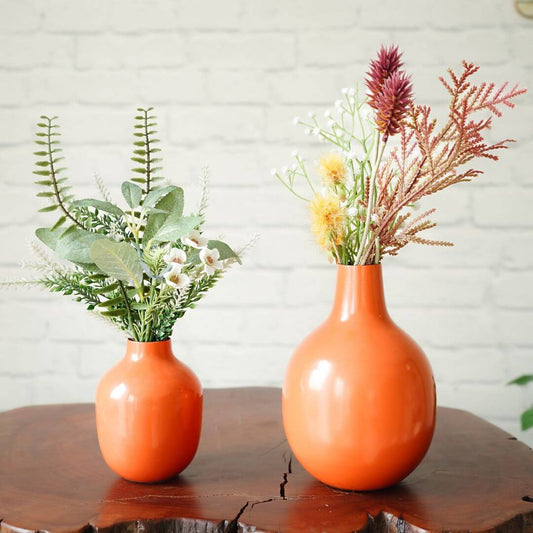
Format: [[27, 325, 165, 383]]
[[95, 339, 202, 483], [282, 264, 436, 491]]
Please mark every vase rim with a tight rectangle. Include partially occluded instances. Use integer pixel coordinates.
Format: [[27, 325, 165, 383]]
[[126, 338, 171, 345], [336, 263, 382, 269]]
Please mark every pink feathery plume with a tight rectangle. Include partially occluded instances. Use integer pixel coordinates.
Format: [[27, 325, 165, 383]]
[[375, 71, 414, 141], [365, 45, 404, 110]]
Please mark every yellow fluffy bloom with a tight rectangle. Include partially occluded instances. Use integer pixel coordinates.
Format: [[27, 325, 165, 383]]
[[318, 153, 346, 186], [310, 194, 346, 250]]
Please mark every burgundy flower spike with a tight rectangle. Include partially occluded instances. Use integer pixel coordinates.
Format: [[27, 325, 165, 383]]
[[365, 45, 404, 110], [375, 71, 414, 141]]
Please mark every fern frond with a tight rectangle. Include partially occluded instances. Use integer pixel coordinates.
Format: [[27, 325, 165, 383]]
[[34, 116, 83, 230], [131, 107, 164, 196]]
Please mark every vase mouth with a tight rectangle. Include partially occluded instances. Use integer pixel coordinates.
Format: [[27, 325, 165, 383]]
[[336, 263, 382, 269], [126, 338, 171, 345]]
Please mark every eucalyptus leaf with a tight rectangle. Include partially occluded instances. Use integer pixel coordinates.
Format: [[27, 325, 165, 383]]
[[143, 185, 181, 209], [35, 226, 67, 252], [142, 187, 185, 244], [121, 182, 142, 209], [56, 227, 104, 264], [151, 215, 202, 244], [90, 239, 143, 287], [208, 240, 242, 264], [71, 198, 124, 217]]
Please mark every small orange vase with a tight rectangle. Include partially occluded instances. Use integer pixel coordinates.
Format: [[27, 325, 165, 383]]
[[95, 339, 202, 483], [282, 264, 436, 491]]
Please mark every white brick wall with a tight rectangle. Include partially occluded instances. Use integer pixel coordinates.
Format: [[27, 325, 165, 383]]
[[0, 0, 532, 447]]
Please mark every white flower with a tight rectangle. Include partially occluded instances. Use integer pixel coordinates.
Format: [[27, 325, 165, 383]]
[[293, 116, 301, 125], [348, 88, 356, 97], [371, 213, 379, 224], [312, 127, 320, 136], [270, 168, 277, 176], [163, 247, 187, 267], [308, 111, 315, 118], [304, 128, 311, 135], [327, 119, 335, 127], [282, 165, 289, 173], [334, 99, 342, 109], [164, 265, 190, 290], [199, 247, 223, 275], [341, 88, 348, 95], [324, 109, 332, 118], [347, 206, 358, 217], [181, 229, 208, 249], [345, 149, 357, 160], [290, 163, 298, 171], [291, 149, 298, 157]]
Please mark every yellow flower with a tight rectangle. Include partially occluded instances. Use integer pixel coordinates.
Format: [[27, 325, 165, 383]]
[[318, 153, 346, 186], [310, 194, 346, 250]]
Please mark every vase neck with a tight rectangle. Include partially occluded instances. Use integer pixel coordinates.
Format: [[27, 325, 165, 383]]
[[330, 264, 390, 321], [124, 339, 174, 362]]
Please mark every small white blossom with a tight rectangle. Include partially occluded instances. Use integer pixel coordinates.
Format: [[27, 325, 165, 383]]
[[348, 88, 356, 97], [163, 247, 187, 267], [324, 109, 332, 118], [308, 111, 315, 118], [282, 165, 289, 173], [327, 119, 335, 127], [334, 99, 342, 109], [371, 213, 379, 224], [345, 149, 357, 160], [291, 149, 298, 157], [200, 247, 223, 275], [312, 127, 320, 136], [347, 206, 358, 217], [304, 128, 312, 135], [341, 88, 348, 95], [181, 229, 208, 249], [270, 168, 277, 176], [290, 163, 298, 171], [164, 265, 190, 290], [293, 116, 301, 125]]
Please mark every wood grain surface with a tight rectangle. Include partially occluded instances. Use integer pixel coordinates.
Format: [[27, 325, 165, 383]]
[[0, 387, 532, 532]]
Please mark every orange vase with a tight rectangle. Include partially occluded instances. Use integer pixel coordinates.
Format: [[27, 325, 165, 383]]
[[95, 339, 202, 483], [282, 264, 436, 491]]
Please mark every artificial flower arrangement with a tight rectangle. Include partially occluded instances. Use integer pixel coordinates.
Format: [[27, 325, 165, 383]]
[[9, 107, 241, 342], [273, 46, 526, 264]]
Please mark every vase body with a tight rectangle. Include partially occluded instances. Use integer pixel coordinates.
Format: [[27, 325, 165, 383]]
[[95, 339, 202, 483], [282, 264, 436, 491]]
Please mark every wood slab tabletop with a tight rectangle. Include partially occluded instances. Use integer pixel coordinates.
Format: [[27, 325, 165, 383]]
[[0, 387, 532, 532]]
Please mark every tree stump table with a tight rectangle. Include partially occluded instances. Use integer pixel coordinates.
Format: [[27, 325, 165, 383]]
[[1, 387, 532, 532]]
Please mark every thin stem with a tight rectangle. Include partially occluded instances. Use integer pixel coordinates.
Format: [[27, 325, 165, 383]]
[[355, 136, 386, 264]]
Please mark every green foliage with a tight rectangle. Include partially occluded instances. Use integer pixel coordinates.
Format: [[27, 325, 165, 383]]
[[131, 107, 164, 194], [508, 375, 533, 386], [90, 239, 143, 288], [521, 407, 533, 431], [14, 107, 243, 342], [509, 374, 533, 432], [33, 116, 83, 230]]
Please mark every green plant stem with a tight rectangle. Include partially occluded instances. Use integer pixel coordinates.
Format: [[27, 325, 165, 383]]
[[355, 135, 386, 265], [117, 280, 134, 337]]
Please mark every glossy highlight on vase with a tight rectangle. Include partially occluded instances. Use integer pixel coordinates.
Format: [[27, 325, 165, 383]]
[[282, 264, 436, 491], [96, 339, 202, 483]]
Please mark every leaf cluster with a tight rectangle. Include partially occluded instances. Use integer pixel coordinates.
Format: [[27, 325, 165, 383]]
[[25, 108, 241, 342]]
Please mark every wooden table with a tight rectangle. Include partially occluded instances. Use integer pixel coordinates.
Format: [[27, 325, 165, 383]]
[[1, 388, 532, 532]]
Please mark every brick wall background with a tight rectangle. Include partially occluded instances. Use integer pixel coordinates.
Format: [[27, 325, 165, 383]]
[[0, 0, 532, 446]]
